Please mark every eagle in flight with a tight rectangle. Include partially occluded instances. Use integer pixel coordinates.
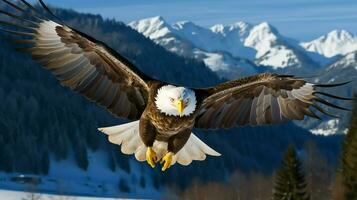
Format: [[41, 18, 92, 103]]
[[0, 0, 352, 171]]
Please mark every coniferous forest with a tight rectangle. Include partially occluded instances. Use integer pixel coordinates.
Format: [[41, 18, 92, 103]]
[[0, 2, 355, 199]]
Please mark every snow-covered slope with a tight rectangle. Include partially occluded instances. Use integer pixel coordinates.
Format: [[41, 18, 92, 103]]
[[0, 189, 122, 200], [301, 30, 357, 58], [193, 50, 258, 79], [129, 17, 319, 74], [174, 21, 256, 60], [310, 119, 341, 136], [0, 151, 160, 199]]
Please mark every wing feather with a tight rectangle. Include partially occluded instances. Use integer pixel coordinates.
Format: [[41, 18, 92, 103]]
[[195, 73, 351, 129], [0, 0, 153, 119]]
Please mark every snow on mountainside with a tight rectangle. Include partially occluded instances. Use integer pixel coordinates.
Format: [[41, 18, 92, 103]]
[[128, 16, 195, 57], [321, 51, 357, 82], [301, 30, 357, 58], [243, 22, 308, 69], [174, 21, 256, 60], [193, 50, 258, 79], [310, 119, 340, 136], [129, 16, 319, 75]]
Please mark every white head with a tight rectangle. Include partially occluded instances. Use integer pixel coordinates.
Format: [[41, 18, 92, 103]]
[[155, 85, 197, 117]]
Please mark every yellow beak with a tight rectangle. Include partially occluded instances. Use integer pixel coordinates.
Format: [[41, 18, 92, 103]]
[[175, 99, 185, 117]]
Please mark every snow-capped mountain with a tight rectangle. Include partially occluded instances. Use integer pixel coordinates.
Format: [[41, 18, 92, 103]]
[[174, 21, 255, 60], [128, 16, 195, 57], [129, 17, 258, 79], [301, 30, 357, 58], [243, 22, 319, 70], [129, 16, 319, 77]]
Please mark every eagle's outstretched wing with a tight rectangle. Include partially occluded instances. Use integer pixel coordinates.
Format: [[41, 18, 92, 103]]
[[0, 0, 152, 119], [195, 73, 351, 129]]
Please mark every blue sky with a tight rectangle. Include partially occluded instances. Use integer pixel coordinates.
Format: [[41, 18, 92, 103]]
[[30, 0, 357, 41]]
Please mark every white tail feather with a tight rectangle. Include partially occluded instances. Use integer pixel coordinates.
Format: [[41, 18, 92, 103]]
[[173, 134, 221, 166], [98, 121, 221, 166]]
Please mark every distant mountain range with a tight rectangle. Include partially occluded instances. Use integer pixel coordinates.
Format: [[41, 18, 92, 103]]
[[129, 17, 357, 77]]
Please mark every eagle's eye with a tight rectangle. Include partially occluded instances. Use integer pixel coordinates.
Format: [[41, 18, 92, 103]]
[[169, 97, 175, 103]]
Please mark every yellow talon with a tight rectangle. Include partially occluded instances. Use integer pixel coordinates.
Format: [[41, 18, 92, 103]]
[[160, 152, 173, 171], [146, 147, 157, 168]]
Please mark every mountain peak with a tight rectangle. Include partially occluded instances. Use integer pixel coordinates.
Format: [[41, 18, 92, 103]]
[[148, 16, 165, 23], [301, 29, 357, 58], [130, 16, 166, 25], [232, 21, 250, 27], [254, 22, 279, 34], [258, 21, 270, 27], [210, 21, 251, 34], [129, 16, 172, 40], [325, 29, 354, 41], [173, 20, 200, 30]]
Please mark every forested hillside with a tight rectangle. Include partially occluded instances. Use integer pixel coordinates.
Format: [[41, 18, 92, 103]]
[[0, 3, 343, 195]]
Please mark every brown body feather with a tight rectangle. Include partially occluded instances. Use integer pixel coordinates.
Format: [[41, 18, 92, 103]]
[[139, 82, 200, 153]]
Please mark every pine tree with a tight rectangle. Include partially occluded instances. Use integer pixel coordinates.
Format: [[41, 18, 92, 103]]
[[107, 148, 116, 172], [41, 150, 50, 175], [75, 140, 89, 170], [273, 145, 309, 200], [341, 95, 357, 199], [118, 178, 130, 193], [139, 175, 146, 188]]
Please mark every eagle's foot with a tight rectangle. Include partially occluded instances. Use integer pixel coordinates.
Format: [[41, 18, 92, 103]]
[[160, 152, 173, 171], [146, 147, 157, 168]]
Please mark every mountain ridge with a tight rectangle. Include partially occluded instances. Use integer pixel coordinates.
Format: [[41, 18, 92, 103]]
[[129, 16, 328, 78]]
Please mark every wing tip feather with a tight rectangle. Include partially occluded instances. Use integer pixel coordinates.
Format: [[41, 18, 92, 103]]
[[314, 81, 352, 88]]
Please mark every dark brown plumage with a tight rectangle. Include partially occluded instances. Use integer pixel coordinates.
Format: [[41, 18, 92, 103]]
[[0, 0, 352, 170], [194, 73, 351, 129], [140, 82, 196, 154]]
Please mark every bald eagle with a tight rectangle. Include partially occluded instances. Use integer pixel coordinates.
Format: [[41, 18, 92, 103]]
[[0, 0, 352, 171]]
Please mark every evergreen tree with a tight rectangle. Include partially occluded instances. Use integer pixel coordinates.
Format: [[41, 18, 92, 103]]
[[273, 145, 309, 200], [75, 140, 89, 170], [0, 143, 13, 173], [139, 175, 146, 188], [41, 150, 50, 175], [115, 153, 131, 173], [107, 148, 116, 172], [118, 178, 130, 193], [341, 95, 357, 199]]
